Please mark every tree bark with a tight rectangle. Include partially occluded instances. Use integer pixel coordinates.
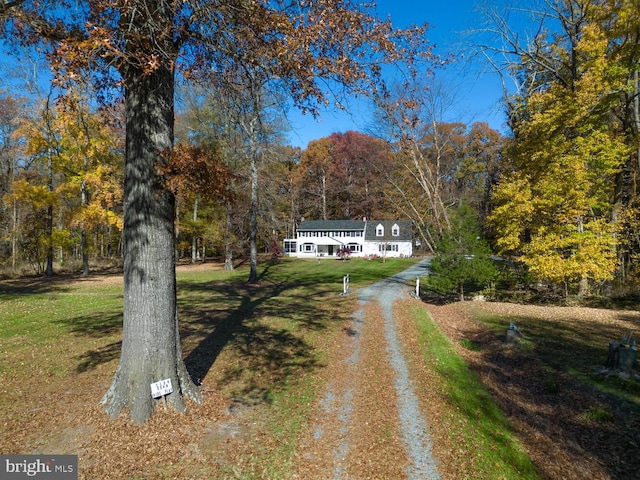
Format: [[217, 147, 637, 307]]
[[101, 60, 200, 423], [191, 196, 199, 264], [248, 136, 259, 283], [46, 155, 54, 277], [224, 201, 234, 271], [81, 178, 89, 276], [605, 341, 636, 373]]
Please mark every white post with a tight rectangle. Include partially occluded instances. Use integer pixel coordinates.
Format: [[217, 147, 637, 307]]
[[416, 277, 420, 297], [343, 274, 350, 295]]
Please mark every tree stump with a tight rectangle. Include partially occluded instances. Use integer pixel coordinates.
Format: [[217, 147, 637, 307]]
[[505, 328, 519, 344], [505, 322, 525, 345], [605, 341, 637, 373]]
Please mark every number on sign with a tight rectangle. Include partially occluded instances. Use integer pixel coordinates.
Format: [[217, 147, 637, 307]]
[[150, 378, 173, 398]]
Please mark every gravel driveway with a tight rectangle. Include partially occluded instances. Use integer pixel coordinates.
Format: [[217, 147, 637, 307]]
[[296, 259, 440, 479]]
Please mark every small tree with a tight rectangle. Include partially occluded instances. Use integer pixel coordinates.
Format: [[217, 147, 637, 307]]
[[337, 245, 351, 260], [426, 204, 498, 301]]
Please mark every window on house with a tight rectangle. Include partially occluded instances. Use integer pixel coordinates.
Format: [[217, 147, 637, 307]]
[[392, 224, 400, 236], [348, 243, 361, 252], [303, 243, 314, 252], [376, 224, 384, 236]]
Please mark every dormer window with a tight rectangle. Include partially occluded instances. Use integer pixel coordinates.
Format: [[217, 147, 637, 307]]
[[376, 224, 384, 236], [392, 224, 400, 236]]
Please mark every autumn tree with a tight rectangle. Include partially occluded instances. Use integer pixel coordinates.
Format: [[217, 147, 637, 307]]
[[3, 172, 58, 273], [487, 5, 629, 295], [372, 78, 458, 251], [161, 141, 230, 263], [9, 89, 123, 274], [296, 131, 391, 222], [0, 94, 28, 268], [178, 86, 246, 270], [453, 122, 504, 221], [479, 0, 640, 288], [325, 131, 391, 219], [51, 91, 122, 274], [296, 136, 333, 220], [179, 76, 289, 279], [264, 145, 302, 243], [205, 67, 288, 283], [1, 1, 434, 422]]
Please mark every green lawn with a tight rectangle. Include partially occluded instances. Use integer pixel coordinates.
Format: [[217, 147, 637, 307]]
[[0, 256, 546, 478]]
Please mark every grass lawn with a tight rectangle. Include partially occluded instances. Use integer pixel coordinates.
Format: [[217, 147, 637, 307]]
[[2, 256, 634, 478], [0, 257, 422, 477]]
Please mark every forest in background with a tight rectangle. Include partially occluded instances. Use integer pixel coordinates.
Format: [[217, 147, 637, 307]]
[[0, 0, 638, 300]]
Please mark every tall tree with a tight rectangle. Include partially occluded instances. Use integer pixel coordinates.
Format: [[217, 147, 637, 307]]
[[178, 85, 246, 271], [488, 9, 629, 295], [326, 131, 391, 220], [295, 131, 392, 221], [0, 94, 27, 269], [297, 137, 334, 220], [1, 0, 434, 422], [479, 0, 640, 284], [372, 78, 462, 250]]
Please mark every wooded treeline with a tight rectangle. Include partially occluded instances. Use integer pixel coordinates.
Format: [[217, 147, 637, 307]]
[[0, 83, 501, 273], [1, 0, 639, 299]]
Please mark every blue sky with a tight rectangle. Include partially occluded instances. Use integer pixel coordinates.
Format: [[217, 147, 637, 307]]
[[287, 0, 509, 149], [0, 1, 508, 150]]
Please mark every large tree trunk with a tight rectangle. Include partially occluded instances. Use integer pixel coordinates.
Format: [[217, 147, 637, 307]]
[[101, 60, 200, 423]]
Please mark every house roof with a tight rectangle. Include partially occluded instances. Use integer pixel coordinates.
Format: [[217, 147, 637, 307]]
[[365, 220, 412, 241], [297, 219, 413, 242], [298, 220, 365, 231]]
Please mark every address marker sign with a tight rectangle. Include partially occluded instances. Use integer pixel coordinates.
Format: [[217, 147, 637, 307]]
[[150, 378, 173, 398]]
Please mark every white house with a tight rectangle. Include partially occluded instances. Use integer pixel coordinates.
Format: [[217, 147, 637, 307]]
[[283, 219, 413, 258]]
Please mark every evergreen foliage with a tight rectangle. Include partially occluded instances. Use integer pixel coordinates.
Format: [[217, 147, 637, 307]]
[[426, 204, 498, 300]]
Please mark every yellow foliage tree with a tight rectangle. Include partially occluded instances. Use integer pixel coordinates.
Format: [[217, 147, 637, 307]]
[[489, 19, 629, 295], [11, 92, 123, 273]]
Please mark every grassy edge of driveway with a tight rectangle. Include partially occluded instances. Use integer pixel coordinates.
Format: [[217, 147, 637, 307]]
[[398, 301, 540, 479]]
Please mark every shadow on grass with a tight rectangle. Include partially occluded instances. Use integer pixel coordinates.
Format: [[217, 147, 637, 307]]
[[455, 306, 640, 479], [54, 310, 124, 373], [53, 258, 395, 406], [75, 340, 122, 373], [60, 310, 123, 337], [0, 269, 122, 297], [180, 276, 333, 403], [0, 277, 74, 297]]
